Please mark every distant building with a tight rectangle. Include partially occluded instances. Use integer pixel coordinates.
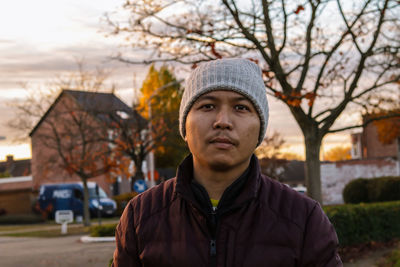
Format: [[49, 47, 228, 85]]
[[351, 117, 400, 160], [0, 176, 33, 215], [322, 114, 400, 205], [29, 90, 145, 196], [0, 155, 31, 177], [0, 156, 33, 215]]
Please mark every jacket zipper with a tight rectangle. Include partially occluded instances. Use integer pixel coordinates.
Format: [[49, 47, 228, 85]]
[[210, 206, 218, 267]]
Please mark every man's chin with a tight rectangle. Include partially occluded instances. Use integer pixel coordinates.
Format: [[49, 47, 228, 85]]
[[206, 156, 239, 172], [207, 161, 233, 172]]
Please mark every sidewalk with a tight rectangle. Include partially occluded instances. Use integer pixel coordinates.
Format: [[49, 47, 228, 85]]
[[343, 242, 400, 267], [0, 235, 115, 267]]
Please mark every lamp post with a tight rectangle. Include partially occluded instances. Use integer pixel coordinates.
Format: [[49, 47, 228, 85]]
[[146, 79, 183, 187]]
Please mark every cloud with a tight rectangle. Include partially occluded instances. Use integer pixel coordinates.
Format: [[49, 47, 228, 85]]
[[0, 39, 14, 44]]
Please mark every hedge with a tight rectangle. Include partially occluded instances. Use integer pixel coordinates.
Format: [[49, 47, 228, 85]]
[[343, 176, 400, 204], [90, 223, 118, 237], [89, 201, 400, 250], [0, 214, 46, 225], [324, 201, 400, 247], [112, 192, 138, 216]]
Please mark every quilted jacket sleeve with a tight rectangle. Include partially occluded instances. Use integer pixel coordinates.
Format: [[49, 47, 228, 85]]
[[112, 201, 142, 267], [300, 202, 343, 267]]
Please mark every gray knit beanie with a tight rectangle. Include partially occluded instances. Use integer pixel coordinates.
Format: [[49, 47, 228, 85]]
[[179, 58, 268, 146]]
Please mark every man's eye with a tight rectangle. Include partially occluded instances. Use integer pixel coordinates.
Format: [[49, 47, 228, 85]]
[[235, 105, 249, 111], [200, 104, 214, 110]]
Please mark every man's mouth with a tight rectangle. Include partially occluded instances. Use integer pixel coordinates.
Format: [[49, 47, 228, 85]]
[[210, 137, 235, 148]]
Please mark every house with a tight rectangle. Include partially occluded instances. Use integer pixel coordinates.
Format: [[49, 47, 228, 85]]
[[321, 114, 400, 205], [0, 176, 33, 215], [0, 156, 33, 214], [0, 155, 31, 177], [29, 89, 145, 196], [351, 115, 400, 160]]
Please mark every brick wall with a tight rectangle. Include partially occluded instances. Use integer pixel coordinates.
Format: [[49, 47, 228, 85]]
[[363, 122, 398, 158], [321, 158, 399, 205], [0, 189, 35, 214]]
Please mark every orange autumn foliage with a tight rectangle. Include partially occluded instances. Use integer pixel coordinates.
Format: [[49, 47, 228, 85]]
[[324, 146, 352, 161], [274, 91, 317, 107], [371, 109, 400, 145]]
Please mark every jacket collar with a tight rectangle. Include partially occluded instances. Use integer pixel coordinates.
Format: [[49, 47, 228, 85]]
[[174, 154, 261, 212]]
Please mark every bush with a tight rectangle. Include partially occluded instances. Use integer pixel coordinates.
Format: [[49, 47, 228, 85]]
[[343, 176, 400, 204], [343, 178, 369, 204], [112, 192, 138, 216], [324, 201, 400, 247], [90, 223, 118, 237], [368, 177, 400, 203], [0, 214, 46, 225]]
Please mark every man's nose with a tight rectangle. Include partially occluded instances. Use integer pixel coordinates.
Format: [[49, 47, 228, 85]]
[[212, 108, 233, 130]]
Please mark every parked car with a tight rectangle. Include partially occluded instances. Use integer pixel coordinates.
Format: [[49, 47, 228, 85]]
[[292, 185, 307, 194], [283, 184, 307, 194], [37, 182, 117, 219]]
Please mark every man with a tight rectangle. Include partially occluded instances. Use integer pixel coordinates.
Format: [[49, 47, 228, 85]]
[[113, 58, 342, 266]]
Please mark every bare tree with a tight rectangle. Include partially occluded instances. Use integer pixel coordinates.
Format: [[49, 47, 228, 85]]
[[105, 0, 400, 202], [9, 65, 117, 226]]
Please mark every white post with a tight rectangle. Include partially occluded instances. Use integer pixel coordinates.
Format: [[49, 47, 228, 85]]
[[55, 210, 73, 235], [148, 151, 155, 187], [147, 101, 155, 187], [61, 222, 68, 235]]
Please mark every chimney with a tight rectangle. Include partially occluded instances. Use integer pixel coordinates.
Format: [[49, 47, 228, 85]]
[[6, 155, 14, 168]]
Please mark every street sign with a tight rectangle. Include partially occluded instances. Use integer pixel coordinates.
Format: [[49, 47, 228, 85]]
[[55, 210, 74, 224], [134, 179, 148, 193], [55, 210, 74, 234]]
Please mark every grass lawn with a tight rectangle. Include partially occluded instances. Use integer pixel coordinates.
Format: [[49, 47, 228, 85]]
[[4, 225, 90, 238], [0, 216, 119, 238]]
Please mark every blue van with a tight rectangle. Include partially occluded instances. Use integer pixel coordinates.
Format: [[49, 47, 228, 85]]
[[38, 182, 117, 219]]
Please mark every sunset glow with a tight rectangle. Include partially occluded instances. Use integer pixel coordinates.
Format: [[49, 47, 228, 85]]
[[0, 0, 355, 164]]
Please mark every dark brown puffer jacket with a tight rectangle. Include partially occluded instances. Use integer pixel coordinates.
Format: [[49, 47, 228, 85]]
[[113, 155, 342, 267]]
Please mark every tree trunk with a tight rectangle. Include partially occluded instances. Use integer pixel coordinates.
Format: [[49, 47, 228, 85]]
[[304, 135, 323, 203], [397, 137, 400, 175], [82, 179, 91, 227]]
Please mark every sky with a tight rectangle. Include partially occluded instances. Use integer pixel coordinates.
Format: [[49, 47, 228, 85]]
[[0, 0, 353, 162]]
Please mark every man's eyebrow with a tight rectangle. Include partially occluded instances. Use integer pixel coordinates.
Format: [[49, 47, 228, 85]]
[[233, 96, 250, 102]]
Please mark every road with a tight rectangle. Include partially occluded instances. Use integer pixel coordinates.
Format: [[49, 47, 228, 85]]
[[0, 233, 395, 266], [0, 235, 115, 267]]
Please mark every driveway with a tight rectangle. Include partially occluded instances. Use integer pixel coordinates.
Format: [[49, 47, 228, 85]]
[[0, 235, 115, 267]]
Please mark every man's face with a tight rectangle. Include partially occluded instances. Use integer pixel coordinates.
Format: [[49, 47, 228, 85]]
[[185, 90, 260, 171]]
